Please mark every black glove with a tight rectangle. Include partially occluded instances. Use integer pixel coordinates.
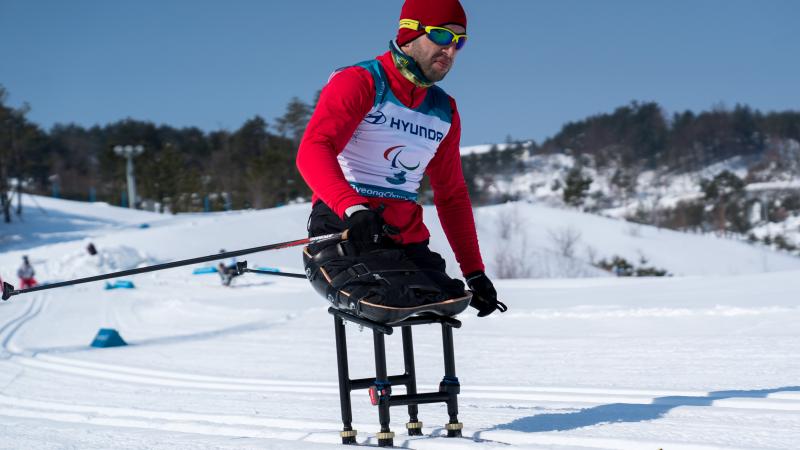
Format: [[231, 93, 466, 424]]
[[344, 207, 385, 253], [465, 271, 508, 317]]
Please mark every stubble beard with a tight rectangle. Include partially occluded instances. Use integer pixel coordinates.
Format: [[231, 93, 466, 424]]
[[421, 59, 450, 82], [406, 43, 451, 83]]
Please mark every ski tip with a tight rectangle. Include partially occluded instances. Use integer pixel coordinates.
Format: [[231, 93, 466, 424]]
[[2, 281, 15, 301]]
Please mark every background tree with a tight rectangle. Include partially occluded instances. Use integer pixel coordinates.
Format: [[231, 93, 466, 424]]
[[701, 170, 747, 233], [3, 83, 800, 231], [274, 97, 312, 145], [138, 143, 183, 212], [0, 86, 47, 222], [563, 166, 593, 207]]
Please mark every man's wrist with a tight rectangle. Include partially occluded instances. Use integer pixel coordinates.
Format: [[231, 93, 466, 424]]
[[344, 204, 369, 219], [465, 271, 485, 283]]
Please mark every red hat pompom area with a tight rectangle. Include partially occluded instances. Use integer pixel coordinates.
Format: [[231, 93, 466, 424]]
[[396, 0, 467, 46]]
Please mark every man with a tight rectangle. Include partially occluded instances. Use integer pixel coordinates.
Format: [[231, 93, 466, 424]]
[[297, 0, 506, 322], [217, 249, 239, 287], [17, 255, 37, 289]]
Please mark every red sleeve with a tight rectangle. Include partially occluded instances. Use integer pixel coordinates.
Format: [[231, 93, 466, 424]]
[[426, 97, 485, 276], [296, 67, 374, 218]]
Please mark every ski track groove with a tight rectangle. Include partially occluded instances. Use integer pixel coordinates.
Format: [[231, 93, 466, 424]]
[[0, 295, 45, 357], [0, 395, 769, 450], [0, 294, 795, 449], [9, 351, 800, 414], [0, 393, 508, 448]]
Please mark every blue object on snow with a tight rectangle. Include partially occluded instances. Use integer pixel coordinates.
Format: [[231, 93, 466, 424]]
[[104, 280, 135, 290], [254, 266, 280, 273], [91, 328, 127, 348], [193, 266, 219, 274], [139, 223, 150, 229]]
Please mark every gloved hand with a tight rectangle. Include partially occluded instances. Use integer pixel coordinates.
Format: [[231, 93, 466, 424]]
[[465, 271, 508, 317], [344, 206, 385, 253]]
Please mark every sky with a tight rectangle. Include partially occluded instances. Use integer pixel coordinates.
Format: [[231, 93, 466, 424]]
[[1, 0, 798, 146]]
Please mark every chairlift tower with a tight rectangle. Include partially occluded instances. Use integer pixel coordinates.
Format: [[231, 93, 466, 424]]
[[113, 145, 144, 209]]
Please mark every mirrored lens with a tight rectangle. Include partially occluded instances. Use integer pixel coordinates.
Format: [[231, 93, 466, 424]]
[[455, 36, 467, 50], [427, 28, 455, 46]]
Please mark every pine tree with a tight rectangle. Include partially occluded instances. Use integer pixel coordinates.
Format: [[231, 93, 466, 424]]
[[274, 97, 312, 145], [138, 143, 183, 212], [701, 170, 747, 233], [0, 87, 47, 222], [563, 166, 593, 207]]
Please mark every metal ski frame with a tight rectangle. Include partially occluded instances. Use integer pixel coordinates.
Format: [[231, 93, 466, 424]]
[[329, 307, 463, 446], [1, 232, 345, 301]]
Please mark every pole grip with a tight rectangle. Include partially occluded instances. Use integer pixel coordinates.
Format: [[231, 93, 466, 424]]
[[2, 282, 14, 301]]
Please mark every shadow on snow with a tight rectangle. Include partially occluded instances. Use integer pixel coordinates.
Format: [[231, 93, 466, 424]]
[[489, 386, 800, 433]]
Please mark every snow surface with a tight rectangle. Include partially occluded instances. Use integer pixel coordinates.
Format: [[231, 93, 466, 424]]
[[460, 143, 512, 156], [1, 196, 799, 449]]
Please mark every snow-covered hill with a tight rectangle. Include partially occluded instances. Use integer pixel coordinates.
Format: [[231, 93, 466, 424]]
[[462, 143, 800, 256], [1, 196, 799, 449], [3, 196, 798, 285]]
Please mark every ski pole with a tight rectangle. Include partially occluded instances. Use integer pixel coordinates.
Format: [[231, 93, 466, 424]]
[[1, 231, 347, 301], [239, 263, 307, 279]]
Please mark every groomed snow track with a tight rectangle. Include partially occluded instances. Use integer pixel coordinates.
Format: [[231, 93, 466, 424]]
[[2, 294, 799, 449]]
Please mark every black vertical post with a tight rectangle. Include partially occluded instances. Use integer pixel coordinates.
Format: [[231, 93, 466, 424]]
[[334, 316, 357, 444], [328, 308, 464, 443], [441, 323, 462, 437], [373, 329, 394, 447], [402, 326, 423, 436]]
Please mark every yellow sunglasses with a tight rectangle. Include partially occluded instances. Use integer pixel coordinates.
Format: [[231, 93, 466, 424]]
[[399, 19, 467, 50]]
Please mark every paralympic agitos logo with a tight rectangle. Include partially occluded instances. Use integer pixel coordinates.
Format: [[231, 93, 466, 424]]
[[383, 145, 420, 185]]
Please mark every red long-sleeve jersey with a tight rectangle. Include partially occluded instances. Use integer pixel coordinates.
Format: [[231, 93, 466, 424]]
[[296, 51, 484, 276]]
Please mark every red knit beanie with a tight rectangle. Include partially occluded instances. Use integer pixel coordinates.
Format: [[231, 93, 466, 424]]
[[396, 0, 467, 46]]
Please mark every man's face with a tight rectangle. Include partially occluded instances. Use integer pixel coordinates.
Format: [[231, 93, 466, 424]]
[[401, 24, 465, 82]]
